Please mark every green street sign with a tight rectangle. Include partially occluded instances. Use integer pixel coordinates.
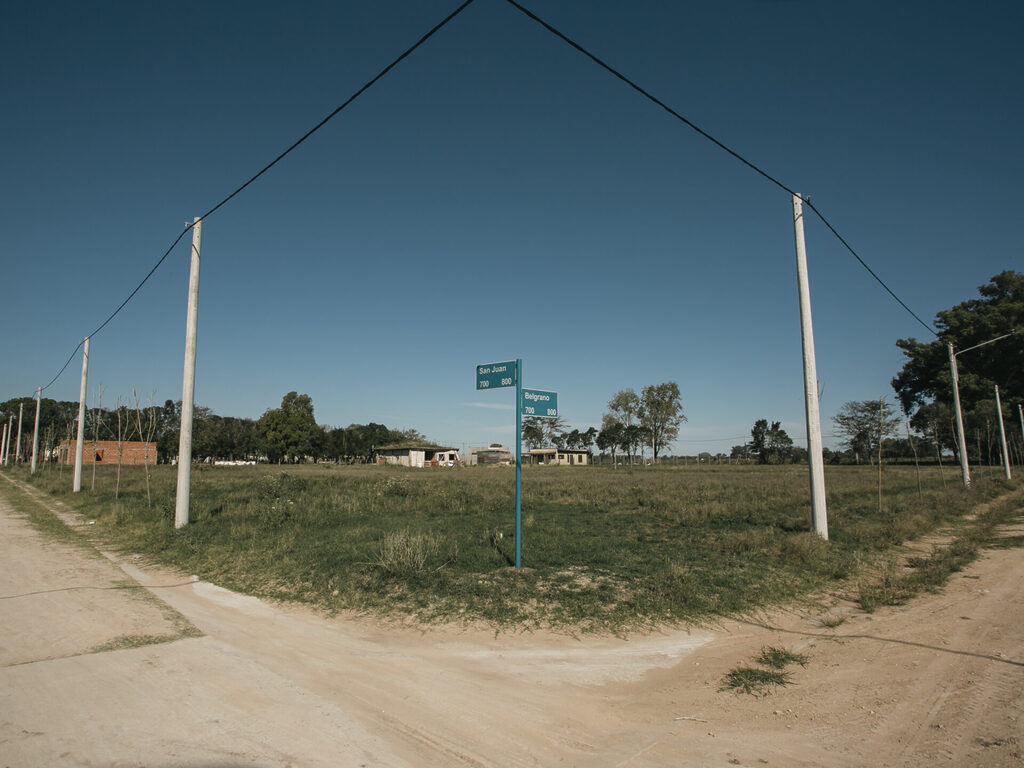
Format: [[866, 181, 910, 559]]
[[476, 360, 517, 390], [522, 389, 558, 418]]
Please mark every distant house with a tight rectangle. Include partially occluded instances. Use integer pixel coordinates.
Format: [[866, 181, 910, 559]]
[[375, 443, 461, 468], [57, 439, 157, 466], [523, 448, 591, 466], [467, 446, 514, 466]]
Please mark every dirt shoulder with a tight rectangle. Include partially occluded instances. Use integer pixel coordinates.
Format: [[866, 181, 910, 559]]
[[2, 477, 1022, 767]]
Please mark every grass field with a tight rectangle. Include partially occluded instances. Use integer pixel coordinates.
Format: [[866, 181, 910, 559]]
[[6, 461, 1020, 632]]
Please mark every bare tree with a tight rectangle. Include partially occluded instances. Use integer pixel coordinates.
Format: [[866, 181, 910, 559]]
[[132, 389, 157, 507], [90, 386, 104, 491]]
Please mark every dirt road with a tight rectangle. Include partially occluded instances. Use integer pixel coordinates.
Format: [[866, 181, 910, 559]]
[[2, 479, 1021, 767]]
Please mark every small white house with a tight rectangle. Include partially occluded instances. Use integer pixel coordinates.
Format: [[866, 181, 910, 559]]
[[524, 448, 591, 466], [376, 444, 461, 468]]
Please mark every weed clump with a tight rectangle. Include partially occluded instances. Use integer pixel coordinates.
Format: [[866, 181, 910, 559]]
[[758, 646, 808, 669], [723, 645, 808, 695], [721, 666, 793, 695], [373, 529, 441, 577]]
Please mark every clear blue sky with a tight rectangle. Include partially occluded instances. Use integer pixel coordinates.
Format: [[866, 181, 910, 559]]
[[2, 0, 1020, 454]]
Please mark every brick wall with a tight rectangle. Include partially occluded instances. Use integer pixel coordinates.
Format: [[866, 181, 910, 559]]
[[57, 440, 158, 465]]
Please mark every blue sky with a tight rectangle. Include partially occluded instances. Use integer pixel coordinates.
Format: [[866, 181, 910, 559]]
[[2, 0, 1020, 454]]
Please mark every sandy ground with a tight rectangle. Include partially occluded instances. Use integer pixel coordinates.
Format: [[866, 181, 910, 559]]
[[2, 477, 1022, 767]]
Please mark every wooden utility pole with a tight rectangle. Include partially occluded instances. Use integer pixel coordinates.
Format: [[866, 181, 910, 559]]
[[174, 218, 202, 529], [791, 194, 828, 539], [31, 387, 41, 473], [73, 337, 90, 492]]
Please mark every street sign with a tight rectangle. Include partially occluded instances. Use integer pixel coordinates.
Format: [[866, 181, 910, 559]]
[[476, 360, 517, 390], [522, 389, 558, 418]]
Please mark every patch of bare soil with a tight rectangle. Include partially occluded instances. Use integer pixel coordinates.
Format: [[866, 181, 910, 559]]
[[2, 477, 1022, 767]]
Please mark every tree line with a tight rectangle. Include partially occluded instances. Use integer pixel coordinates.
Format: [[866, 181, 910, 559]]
[[731, 271, 1023, 467], [0, 391, 424, 466], [892, 270, 1022, 466], [519, 382, 686, 465]]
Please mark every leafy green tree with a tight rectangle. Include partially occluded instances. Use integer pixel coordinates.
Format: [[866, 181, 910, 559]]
[[909, 401, 959, 458], [730, 444, 751, 461], [833, 400, 900, 465], [748, 419, 793, 464], [640, 382, 686, 460], [522, 417, 546, 450], [606, 390, 642, 461], [257, 392, 319, 463], [892, 271, 1023, 417], [580, 427, 598, 453], [345, 422, 398, 461], [0, 396, 81, 464], [545, 416, 568, 448], [597, 417, 624, 466], [607, 389, 641, 427], [621, 423, 650, 463]]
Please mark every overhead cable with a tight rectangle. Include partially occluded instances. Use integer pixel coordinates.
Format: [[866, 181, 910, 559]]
[[37, 0, 478, 394], [502, 0, 938, 339]]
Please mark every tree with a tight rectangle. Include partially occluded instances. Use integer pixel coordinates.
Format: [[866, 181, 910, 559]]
[[621, 423, 650, 463], [597, 416, 624, 466], [257, 392, 319, 463], [748, 419, 793, 464], [522, 417, 546, 449], [545, 416, 568, 448], [892, 271, 1023, 417], [580, 427, 598, 454], [833, 400, 900, 465], [730, 444, 751, 461], [607, 389, 641, 428], [605, 389, 642, 462], [639, 382, 685, 460]]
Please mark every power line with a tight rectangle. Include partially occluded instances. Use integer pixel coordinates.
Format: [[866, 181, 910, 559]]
[[36, 0, 479, 396], [32, 0, 938, 400], [502, 0, 938, 339]]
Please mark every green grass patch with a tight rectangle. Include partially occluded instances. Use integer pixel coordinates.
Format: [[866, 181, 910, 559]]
[[721, 666, 793, 695], [4, 462, 1019, 633], [758, 646, 808, 669], [857, 489, 1024, 612]]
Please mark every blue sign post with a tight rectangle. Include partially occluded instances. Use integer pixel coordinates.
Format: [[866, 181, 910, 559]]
[[475, 361, 560, 570], [476, 359, 522, 567], [515, 360, 522, 569]]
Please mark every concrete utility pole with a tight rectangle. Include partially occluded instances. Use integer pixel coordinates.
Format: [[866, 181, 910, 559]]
[[31, 387, 41, 474], [15, 402, 23, 462], [1015, 409, 1024, 468], [791, 194, 828, 539], [948, 343, 971, 488], [1, 420, 8, 466], [174, 218, 202, 529], [73, 337, 90, 492], [995, 385, 1011, 480]]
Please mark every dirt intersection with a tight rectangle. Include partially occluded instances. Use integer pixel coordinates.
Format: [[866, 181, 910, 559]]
[[2, 479, 1021, 767]]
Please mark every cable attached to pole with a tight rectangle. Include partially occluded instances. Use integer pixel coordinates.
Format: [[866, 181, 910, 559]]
[[36, 0, 479, 395], [503, 0, 938, 339]]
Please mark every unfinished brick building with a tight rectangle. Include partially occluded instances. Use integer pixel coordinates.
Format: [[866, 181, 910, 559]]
[[56, 440, 157, 466]]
